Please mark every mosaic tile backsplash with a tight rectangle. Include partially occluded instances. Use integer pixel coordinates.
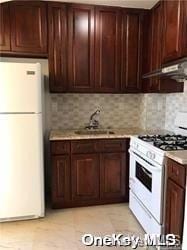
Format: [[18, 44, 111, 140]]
[[165, 92, 187, 131], [140, 94, 166, 130], [51, 94, 143, 130], [50, 82, 187, 132]]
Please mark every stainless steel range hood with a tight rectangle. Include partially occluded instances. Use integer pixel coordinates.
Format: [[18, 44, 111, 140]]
[[142, 57, 187, 83]]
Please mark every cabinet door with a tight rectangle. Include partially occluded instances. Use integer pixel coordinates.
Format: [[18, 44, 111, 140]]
[[0, 3, 11, 51], [182, 0, 187, 56], [151, 3, 162, 71], [162, 0, 183, 62], [149, 2, 163, 92], [10, 1, 47, 55], [100, 153, 126, 200], [52, 155, 70, 207], [68, 4, 95, 92], [165, 179, 185, 239], [95, 7, 121, 92], [71, 154, 99, 202], [142, 3, 184, 94], [121, 10, 143, 93], [48, 3, 67, 92]]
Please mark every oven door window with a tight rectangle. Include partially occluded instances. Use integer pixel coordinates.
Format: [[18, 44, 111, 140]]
[[135, 162, 152, 192]]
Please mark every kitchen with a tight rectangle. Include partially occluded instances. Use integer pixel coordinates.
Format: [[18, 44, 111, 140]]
[[0, 0, 187, 249]]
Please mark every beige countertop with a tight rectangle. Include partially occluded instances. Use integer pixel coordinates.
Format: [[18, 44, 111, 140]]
[[50, 128, 187, 165], [49, 128, 170, 141], [166, 151, 187, 165]]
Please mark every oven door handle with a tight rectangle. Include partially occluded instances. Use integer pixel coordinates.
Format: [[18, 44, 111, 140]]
[[129, 149, 162, 172], [141, 167, 152, 178]]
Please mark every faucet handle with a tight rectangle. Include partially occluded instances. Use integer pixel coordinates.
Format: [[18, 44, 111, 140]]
[[87, 109, 101, 129]]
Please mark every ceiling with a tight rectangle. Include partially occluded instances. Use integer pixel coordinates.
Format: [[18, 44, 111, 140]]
[[0, 0, 159, 9]]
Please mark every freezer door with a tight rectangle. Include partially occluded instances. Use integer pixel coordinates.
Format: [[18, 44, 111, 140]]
[[0, 62, 42, 113], [0, 114, 44, 220]]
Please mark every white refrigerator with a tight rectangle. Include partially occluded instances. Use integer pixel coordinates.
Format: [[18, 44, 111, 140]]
[[0, 62, 44, 222]]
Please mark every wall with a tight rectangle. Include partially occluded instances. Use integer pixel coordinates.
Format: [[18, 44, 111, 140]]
[[165, 90, 187, 131], [50, 94, 143, 130]]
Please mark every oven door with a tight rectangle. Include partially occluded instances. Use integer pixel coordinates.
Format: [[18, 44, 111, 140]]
[[129, 150, 164, 224]]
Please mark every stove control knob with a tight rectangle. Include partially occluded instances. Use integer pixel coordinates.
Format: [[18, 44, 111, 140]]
[[146, 151, 151, 158], [151, 153, 155, 160]]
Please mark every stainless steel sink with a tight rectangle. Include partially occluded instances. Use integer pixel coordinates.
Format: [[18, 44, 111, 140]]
[[74, 130, 115, 135]]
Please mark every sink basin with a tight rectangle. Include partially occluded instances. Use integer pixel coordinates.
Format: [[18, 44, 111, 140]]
[[74, 130, 115, 135]]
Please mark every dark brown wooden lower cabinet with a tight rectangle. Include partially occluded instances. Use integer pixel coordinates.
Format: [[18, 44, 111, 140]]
[[165, 158, 186, 243], [51, 139, 129, 208], [100, 153, 126, 200], [165, 179, 185, 239], [52, 155, 70, 207], [71, 154, 100, 202]]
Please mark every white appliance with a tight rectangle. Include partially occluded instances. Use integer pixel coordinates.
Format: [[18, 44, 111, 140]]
[[0, 62, 44, 222], [129, 138, 165, 234], [129, 111, 187, 236]]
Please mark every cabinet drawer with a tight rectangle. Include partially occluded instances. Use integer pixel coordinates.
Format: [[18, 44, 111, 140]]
[[167, 158, 186, 188], [71, 141, 96, 154], [51, 141, 70, 155], [97, 139, 127, 152]]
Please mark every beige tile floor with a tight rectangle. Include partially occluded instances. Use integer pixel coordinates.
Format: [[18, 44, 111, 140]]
[[0, 203, 155, 250]]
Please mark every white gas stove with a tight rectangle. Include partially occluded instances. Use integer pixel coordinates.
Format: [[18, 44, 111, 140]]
[[129, 111, 187, 235]]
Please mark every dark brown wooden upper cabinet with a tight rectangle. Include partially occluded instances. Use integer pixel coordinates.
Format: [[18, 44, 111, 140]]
[[142, 2, 184, 93], [10, 1, 47, 55], [182, 0, 187, 56], [0, 3, 11, 51], [95, 6, 121, 93], [151, 2, 163, 73], [121, 10, 143, 93], [48, 3, 67, 93], [142, 2, 163, 93], [68, 4, 95, 92], [162, 0, 184, 62]]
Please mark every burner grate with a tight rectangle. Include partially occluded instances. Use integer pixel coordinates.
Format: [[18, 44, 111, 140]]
[[138, 134, 187, 151]]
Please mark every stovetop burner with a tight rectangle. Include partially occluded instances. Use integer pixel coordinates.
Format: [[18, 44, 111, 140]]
[[138, 134, 187, 151]]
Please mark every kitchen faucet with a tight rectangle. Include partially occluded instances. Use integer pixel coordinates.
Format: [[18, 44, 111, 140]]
[[85, 109, 101, 129]]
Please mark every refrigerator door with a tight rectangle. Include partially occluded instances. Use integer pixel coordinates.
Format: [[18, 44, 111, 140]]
[[0, 114, 44, 221], [0, 62, 42, 113]]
